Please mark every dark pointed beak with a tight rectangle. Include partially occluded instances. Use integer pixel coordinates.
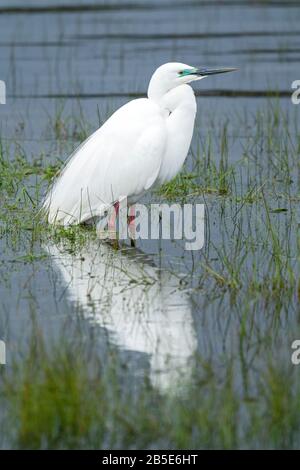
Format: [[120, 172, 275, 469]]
[[194, 67, 238, 77]]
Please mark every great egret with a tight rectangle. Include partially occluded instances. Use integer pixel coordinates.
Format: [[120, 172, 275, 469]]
[[43, 62, 236, 225]]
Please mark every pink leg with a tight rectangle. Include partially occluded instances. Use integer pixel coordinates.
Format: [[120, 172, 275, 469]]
[[128, 205, 135, 240], [108, 201, 120, 232]]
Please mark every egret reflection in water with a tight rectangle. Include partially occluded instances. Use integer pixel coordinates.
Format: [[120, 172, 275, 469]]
[[46, 239, 197, 392]]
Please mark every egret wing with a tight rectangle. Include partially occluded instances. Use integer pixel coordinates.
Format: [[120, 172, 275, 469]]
[[44, 98, 166, 225]]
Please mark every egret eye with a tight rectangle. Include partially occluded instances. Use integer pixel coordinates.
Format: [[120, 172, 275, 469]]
[[178, 71, 184, 76]]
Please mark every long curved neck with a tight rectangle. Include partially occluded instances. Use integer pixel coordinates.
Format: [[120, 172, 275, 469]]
[[161, 85, 197, 115], [148, 82, 197, 116], [150, 85, 197, 184], [147, 74, 170, 103]]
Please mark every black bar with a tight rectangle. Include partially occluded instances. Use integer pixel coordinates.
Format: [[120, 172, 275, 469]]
[[0, 450, 296, 466]]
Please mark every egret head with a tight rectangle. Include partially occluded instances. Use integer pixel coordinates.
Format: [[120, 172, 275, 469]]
[[148, 62, 237, 101]]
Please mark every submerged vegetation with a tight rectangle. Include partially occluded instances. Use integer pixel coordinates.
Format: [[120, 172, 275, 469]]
[[0, 100, 299, 449], [2, 336, 300, 449]]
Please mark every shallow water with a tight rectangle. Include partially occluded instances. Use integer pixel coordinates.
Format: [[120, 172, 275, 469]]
[[0, 0, 299, 448]]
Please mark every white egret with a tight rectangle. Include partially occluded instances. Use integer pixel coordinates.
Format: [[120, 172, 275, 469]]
[[43, 62, 236, 225]]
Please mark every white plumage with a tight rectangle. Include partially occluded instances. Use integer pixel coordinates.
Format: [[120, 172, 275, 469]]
[[43, 62, 235, 225]]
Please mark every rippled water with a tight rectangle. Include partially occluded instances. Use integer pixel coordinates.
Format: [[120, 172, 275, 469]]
[[0, 1, 299, 439]]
